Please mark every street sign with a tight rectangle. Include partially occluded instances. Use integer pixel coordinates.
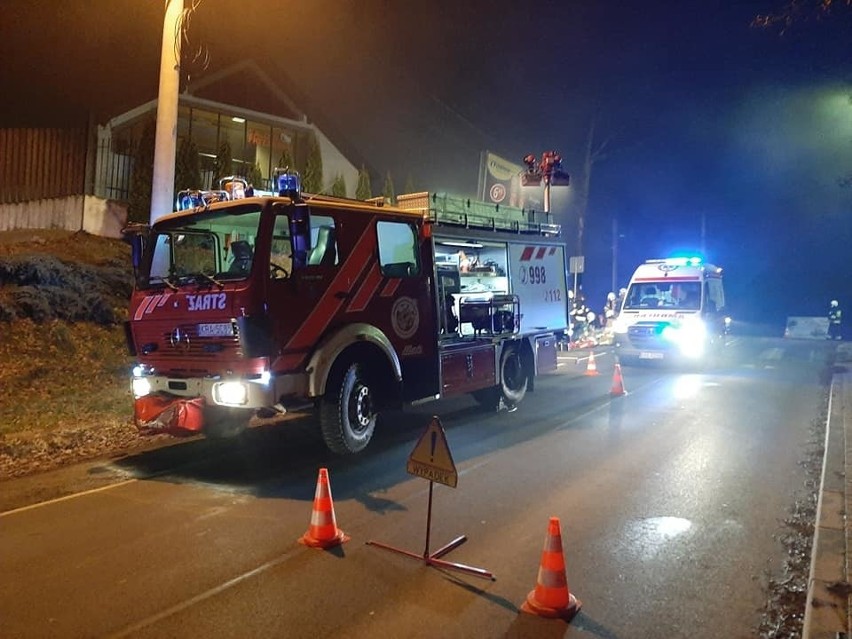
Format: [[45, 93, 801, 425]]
[[407, 417, 458, 488], [569, 255, 585, 274]]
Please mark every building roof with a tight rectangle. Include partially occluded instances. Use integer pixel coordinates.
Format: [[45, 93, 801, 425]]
[[106, 58, 376, 181]]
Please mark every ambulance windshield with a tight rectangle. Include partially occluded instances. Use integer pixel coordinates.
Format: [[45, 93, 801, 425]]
[[623, 281, 701, 311], [141, 207, 263, 289]]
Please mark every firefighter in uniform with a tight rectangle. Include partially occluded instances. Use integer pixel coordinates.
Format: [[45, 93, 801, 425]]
[[602, 292, 617, 329], [571, 292, 590, 339], [828, 299, 842, 340]]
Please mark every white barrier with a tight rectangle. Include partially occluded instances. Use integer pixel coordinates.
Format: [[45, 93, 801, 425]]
[[784, 316, 829, 340], [0, 195, 128, 239]]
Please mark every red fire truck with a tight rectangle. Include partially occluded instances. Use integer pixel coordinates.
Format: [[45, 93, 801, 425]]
[[125, 174, 569, 454]]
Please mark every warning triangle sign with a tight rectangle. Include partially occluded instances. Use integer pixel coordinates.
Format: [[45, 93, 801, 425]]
[[407, 417, 458, 488]]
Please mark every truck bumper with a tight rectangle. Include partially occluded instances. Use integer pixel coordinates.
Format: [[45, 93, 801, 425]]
[[130, 368, 309, 410]]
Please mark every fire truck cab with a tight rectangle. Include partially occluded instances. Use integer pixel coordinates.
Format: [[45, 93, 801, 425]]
[[126, 175, 568, 455]]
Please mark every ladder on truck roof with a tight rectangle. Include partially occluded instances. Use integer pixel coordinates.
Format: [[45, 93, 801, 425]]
[[396, 192, 561, 236]]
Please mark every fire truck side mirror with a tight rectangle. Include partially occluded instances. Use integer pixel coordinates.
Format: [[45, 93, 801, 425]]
[[129, 234, 144, 270]]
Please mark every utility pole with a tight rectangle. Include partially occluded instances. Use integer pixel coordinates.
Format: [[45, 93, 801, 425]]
[[150, 0, 184, 224]]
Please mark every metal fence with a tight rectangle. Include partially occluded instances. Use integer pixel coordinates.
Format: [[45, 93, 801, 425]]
[[0, 128, 90, 204], [95, 136, 133, 201]]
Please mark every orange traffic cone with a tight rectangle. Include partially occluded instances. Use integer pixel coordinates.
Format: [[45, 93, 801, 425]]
[[584, 350, 600, 376], [299, 468, 350, 549], [610, 363, 627, 396], [521, 517, 581, 621]]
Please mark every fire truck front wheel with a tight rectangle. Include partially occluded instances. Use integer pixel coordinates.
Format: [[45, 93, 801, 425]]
[[319, 362, 377, 455]]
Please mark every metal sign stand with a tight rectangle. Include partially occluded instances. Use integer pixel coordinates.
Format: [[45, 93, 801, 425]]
[[367, 480, 494, 580], [367, 417, 494, 581]]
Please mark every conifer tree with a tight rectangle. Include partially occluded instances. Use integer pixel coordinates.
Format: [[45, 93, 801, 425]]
[[276, 149, 294, 173], [382, 171, 396, 204], [356, 165, 372, 200], [404, 173, 416, 196], [213, 140, 232, 184], [128, 119, 156, 223], [246, 162, 262, 188], [331, 173, 347, 197], [303, 135, 323, 193], [174, 137, 201, 193]]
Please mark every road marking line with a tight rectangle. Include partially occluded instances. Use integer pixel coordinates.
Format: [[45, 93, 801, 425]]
[[106, 552, 296, 638], [0, 478, 138, 517]]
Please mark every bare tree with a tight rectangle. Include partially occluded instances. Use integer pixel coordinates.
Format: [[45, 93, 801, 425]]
[[572, 112, 615, 257], [752, 0, 851, 33], [753, 0, 852, 188]]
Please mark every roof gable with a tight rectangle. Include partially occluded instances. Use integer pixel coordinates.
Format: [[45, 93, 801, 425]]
[[187, 60, 305, 122]]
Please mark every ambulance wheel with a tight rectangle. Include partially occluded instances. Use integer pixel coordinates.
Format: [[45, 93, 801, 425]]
[[203, 406, 248, 439], [500, 347, 528, 405], [319, 361, 376, 455]]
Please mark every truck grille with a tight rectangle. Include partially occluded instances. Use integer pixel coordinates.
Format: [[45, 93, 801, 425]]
[[626, 323, 673, 351], [134, 323, 242, 360]]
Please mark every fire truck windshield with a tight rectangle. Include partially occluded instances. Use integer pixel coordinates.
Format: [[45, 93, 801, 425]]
[[141, 207, 263, 289]]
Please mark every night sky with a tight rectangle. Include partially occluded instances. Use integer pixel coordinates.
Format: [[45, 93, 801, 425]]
[[1, 1, 851, 330]]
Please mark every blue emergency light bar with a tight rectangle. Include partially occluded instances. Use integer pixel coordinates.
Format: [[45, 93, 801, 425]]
[[277, 171, 301, 198], [646, 256, 703, 267]]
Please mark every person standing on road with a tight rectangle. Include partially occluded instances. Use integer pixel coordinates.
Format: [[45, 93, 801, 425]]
[[602, 291, 617, 329], [828, 299, 843, 340]]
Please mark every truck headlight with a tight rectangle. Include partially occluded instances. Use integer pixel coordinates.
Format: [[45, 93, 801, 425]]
[[213, 381, 249, 405], [132, 376, 152, 398]]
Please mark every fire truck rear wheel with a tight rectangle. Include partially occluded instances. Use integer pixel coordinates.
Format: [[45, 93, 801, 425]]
[[500, 347, 528, 405], [319, 362, 377, 455]]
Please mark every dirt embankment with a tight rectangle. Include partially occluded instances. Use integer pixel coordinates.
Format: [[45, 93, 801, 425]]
[[0, 230, 143, 480]]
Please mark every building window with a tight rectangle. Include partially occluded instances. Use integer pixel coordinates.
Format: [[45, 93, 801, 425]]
[[246, 120, 272, 189], [191, 108, 221, 188], [220, 116, 246, 179]]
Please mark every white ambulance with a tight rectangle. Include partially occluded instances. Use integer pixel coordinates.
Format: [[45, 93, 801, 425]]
[[613, 257, 728, 364]]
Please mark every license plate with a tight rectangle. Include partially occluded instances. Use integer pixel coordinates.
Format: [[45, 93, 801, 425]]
[[639, 351, 664, 360], [197, 322, 233, 337]]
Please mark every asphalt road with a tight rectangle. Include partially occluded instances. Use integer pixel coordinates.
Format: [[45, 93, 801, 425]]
[[0, 335, 831, 638]]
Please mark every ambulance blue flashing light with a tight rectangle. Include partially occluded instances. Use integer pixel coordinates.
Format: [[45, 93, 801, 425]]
[[672, 256, 703, 266], [646, 256, 703, 267]]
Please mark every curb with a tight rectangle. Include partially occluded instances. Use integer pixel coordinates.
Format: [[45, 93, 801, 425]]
[[803, 343, 852, 639]]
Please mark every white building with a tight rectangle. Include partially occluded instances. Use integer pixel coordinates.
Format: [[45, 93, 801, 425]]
[[95, 60, 363, 203]]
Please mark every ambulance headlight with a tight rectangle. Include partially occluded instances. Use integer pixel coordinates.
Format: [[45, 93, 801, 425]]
[[213, 381, 249, 406], [662, 318, 707, 358], [132, 375, 152, 398], [612, 316, 630, 334]]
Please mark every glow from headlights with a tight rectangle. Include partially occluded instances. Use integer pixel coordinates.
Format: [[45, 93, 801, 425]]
[[214, 381, 248, 405], [661, 318, 707, 358], [612, 315, 630, 334], [132, 376, 152, 398], [673, 375, 703, 398], [259, 370, 271, 385]]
